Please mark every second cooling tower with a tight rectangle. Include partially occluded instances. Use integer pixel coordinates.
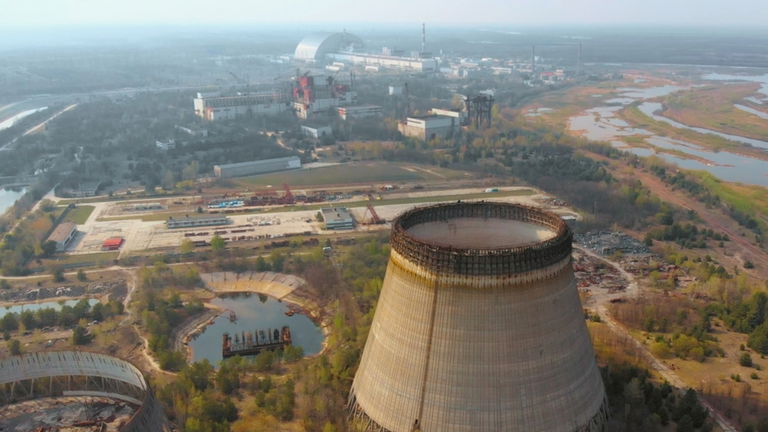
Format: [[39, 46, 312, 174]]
[[349, 202, 608, 432]]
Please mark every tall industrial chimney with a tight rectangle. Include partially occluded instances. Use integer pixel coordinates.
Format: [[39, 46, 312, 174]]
[[421, 22, 426, 55], [349, 202, 608, 432]]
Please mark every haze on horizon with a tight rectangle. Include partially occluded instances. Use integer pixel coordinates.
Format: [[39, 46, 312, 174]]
[[3, 0, 768, 28]]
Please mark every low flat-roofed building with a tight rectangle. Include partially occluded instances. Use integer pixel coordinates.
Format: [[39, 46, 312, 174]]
[[102, 237, 125, 251], [398, 114, 460, 141], [166, 215, 230, 229], [213, 156, 301, 178], [430, 108, 466, 122], [301, 125, 333, 139], [194, 92, 291, 121], [322, 207, 355, 230], [47, 222, 78, 252], [337, 105, 383, 120], [155, 139, 176, 151]]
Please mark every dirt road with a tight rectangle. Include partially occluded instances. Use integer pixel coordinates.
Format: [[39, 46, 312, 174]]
[[583, 250, 738, 432]]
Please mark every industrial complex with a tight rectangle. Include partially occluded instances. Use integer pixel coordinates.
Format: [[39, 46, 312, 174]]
[[348, 202, 607, 432], [294, 31, 438, 72], [193, 90, 291, 121]]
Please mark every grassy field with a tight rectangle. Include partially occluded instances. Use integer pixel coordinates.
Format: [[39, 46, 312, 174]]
[[29, 251, 120, 274], [98, 189, 535, 222], [61, 205, 95, 224], [662, 83, 768, 141], [235, 162, 473, 188], [694, 172, 768, 230]]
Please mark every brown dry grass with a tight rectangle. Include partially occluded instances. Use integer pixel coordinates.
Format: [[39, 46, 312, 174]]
[[663, 83, 768, 141]]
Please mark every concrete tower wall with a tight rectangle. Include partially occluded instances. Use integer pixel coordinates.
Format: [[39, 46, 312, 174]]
[[349, 202, 608, 432]]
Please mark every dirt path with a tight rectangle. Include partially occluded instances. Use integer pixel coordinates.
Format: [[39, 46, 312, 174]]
[[122, 270, 173, 376], [583, 250, 738, 432]]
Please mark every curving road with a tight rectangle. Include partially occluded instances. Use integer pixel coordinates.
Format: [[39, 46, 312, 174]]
[[580, 247, 738, 432]]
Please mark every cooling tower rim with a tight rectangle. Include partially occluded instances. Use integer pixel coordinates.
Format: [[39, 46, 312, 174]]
[[391, 201, 572, 275]]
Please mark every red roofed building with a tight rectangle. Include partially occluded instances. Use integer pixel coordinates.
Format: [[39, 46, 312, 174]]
[[102, 237, 124, 251]]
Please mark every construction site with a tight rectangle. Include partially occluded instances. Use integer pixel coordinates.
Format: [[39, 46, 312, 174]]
[[0, 352, 167, 432]]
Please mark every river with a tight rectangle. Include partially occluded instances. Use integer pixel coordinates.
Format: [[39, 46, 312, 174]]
[[0, 107, 48, 131], [637, 102, 768, 151], [568, 83, 768, 186]]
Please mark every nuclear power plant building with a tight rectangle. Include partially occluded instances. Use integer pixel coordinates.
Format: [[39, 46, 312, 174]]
[[349, 202, 608, 432], [294, 32, 438, 72]]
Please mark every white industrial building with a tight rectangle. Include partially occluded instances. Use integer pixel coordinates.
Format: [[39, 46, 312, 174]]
[[293, 92, 356, 120], [398, 115, 461, 141], [328, 51, 438, 73], [213, 156, 301, 178], [194, 92, 291, 121], [166, 215, 231, 229], [47, 222, 78, 252], [294, 32, 438, 73], [301, 125, 333, 139], [155, 139, 176, 151], [337, 105, 383, 120]]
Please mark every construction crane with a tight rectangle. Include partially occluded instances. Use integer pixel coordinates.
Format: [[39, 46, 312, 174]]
[[228, 71, 250, 88]]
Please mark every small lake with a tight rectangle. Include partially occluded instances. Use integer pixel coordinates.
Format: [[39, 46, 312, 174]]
[[1, 298, 99, 317], [0, 187, 26, 216], [189, 293, 324, 366]]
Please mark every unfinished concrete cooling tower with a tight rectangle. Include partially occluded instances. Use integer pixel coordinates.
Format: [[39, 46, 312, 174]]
[[348, 202, 608, 432]]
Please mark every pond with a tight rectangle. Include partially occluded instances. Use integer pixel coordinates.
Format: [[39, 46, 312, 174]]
[[189, 293, 324, 366], [1, 298, 100, 317]]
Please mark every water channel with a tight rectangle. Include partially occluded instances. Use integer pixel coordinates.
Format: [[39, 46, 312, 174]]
[[1, 298, 100, 317], [189, 293, 324, 366], [568, 83, 768, 186], [0, 107, 48, 132], [637, 102, 768, 151]]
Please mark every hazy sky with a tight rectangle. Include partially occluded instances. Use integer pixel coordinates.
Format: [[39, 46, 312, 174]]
[[2, 0, 767, 28]]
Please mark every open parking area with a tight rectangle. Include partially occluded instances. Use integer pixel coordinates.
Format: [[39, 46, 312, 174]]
[[62, 185, 579, 256]]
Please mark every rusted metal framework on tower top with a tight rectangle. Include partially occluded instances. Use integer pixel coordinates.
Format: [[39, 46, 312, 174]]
[[390, 202, 572, 276]]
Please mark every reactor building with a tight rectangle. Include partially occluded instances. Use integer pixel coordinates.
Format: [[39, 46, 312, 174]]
[[294, 32, 438, 73], [348, 202, 608, 432]]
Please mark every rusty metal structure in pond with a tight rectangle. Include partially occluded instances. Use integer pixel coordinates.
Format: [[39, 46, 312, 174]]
[[222, 326, 292, 358], [348, 202, 608, 432]]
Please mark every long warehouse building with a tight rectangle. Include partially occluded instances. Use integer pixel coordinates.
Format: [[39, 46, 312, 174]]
[[213, 156, 301, 178]]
